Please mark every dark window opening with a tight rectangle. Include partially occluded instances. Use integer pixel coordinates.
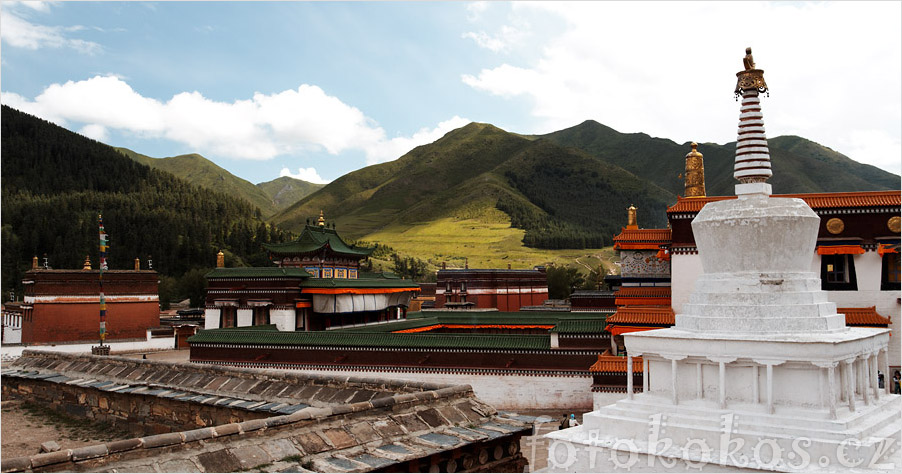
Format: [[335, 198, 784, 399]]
[[252, 306, 269, 326], [220, 306, 237, 328], [821, 254, 857, 291], [881, 252, 901, 291]]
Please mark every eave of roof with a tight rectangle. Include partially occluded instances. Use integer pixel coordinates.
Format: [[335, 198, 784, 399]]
[[589, 354, 643, 373], [188, 329, 552, 350], [667, 190, 901, 214], [205, 267, 312, 279], [605, 306, 675, 326], [839, 306, 892, 326]]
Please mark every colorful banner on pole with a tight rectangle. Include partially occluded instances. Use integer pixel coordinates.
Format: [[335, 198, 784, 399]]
[[99, 214, 107, 343]]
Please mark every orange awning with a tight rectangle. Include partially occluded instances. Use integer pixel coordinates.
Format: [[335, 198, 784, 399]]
[[295, 301, 312, 308], [878, 244, 899, 257], [606, 325, 666, 336], [816, 245, 865, 255]]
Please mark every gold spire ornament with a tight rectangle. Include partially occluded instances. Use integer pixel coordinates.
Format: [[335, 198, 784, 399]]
[[627, 205, 638, 229], [317, 210, 326, 227], [216, 250, 225, 268], [735, 47, 768, 98], [83, 255, 92, 270], [684, 142, 706, 197]]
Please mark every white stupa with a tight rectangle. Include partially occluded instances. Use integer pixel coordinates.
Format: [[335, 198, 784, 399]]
[[546, 49, 901, 472]]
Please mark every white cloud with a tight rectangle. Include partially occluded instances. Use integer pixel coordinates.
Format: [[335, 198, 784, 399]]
[[364, 116, 471, 165], [0, 9, 101, 54], [466, 1, 488, 22], [462, 25, 526, 54], [19, 1, 51, 13], [78, 124, 109, 142], [2, 76, 470, 165], [461, 1, 902, 175], [279, 167, 330, 184]]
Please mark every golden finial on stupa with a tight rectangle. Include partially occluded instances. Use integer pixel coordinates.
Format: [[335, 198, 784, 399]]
[[627, 205, 638, 229], [32, 256, 39, 270], [134, 258, 141, 270], [317, 210, 326, 227], [83, 255, 92, 270], [216, 250, 225, 268], [735, 47, 768, 98], [684, 142, 706, 198]]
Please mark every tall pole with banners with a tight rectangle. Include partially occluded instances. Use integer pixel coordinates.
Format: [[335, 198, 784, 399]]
[[93, 214, 110, 355]]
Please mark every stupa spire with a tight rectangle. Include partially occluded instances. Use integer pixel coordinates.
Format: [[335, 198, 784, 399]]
[[733, 47, 772, 196], [317, 210, 326, 227]]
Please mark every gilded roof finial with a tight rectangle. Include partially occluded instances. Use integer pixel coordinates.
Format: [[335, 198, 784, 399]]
[[134, 258, 141, 270], [317, 210, 326, 227], [216, 250, 225, 268], [684, 142, 706, 198], [735, 46, 768, 98], [83, 255, 92, 270], [627, 205, 638, 229]]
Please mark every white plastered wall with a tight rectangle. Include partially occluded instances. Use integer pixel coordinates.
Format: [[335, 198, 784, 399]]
[[269, 309, 296, 332]]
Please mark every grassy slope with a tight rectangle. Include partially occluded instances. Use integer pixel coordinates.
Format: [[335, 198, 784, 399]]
[[117, 148, 277, 216], [256, 176, 324, 210]]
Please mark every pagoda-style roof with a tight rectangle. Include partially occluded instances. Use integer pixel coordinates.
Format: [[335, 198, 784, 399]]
[[839, 306, 892, 327], [188, 325, 553, 350], [263, 224, 373, 258], [614, 286, 671, 306], [667, 190, 901, 215], [589, 354, 643, 374], [605, 306, 675, 326], [613, 228, 671, 250], [205, 267, 312, 279]]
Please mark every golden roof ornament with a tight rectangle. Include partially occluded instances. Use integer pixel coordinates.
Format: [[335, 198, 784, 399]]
[[83, 255, 92, 270], [735, 47, 768, 98], [684, 142, 706, 197], [317, 210, 326, 227], [216, 250, 225, 268], [627, 205, 638, 229]]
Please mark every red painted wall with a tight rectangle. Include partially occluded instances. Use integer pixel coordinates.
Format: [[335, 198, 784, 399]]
[[23, 302, 159, 343]]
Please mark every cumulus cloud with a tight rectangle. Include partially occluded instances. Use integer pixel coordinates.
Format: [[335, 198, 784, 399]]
[[279, 167, 330, 184], [19, 1, 51, 13], [461, 1, 902, 175], [0, 9, 101, 54], [3, 76, 470, 165]]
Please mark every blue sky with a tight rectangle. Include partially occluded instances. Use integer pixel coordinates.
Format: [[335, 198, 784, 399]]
[[2, 1, 900, 185]]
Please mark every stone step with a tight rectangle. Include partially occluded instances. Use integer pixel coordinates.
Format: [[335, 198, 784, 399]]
[[688, 291, 829, 306], [680, 302, 838, 319], [676, 314, 846, 332]]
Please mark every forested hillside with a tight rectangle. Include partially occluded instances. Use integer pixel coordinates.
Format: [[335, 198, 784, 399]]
[[541, 120, 900, 197], [1, 106, 291, 301]]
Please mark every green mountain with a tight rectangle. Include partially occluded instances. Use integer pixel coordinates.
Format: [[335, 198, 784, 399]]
[[272, 122, 676, 249], [117, 148, 277, 216], [1, 105, 291, 296], [117, 149, 322, 217], [540, 120, 900, 197], [256, 176, 324, 210]]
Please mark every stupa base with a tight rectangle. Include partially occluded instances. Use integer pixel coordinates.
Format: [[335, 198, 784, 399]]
[[546, 393, 901, 472]]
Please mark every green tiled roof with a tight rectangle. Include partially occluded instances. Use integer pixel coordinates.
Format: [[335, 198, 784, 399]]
[[263, 225, 373, 258], [551, 318, 608, 334], [299, 277, 418, 289], [337, 311, 609, 333], [206, 267, 312, 279], [188, 328, 551, 350]]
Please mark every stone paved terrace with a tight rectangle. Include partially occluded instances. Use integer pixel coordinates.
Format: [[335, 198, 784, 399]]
[[1, 351, 536, 472]]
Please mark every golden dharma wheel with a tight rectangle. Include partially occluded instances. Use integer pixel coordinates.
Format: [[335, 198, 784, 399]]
[[826, 218, 845, 235], [889, 216, 901, 233]]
